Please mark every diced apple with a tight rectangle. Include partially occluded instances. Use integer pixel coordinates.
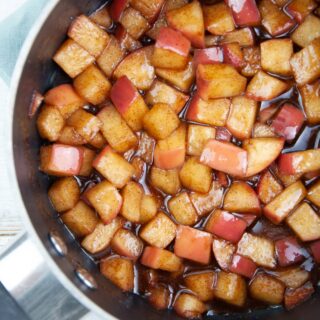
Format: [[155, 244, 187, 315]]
[[286, 0, 317, 23], [93, 146, 134, 188], [61, 200, 98, 237], [273, 163, 303, 187], [100, 256, 134, 291], [140, 212, 176, 248], [272, 266, 310, 289], [186, 95, 230, 127], [179, 157, 212, 193], [200, 139, 248, 177], [143, 103, 180, 140], [113, 46, 155, 90], [115, 24, 142, 52], [253, 123, 277, 138], [243, 137, 285, 177], [154, 124, 186, 170], [271, 104, 304, 141], [89, 132, 106, 150], [40, 144, 83, 176], [206, 209, 247, 243], [98, 104, 137, 153], [226, 96, 257, 140], [212, 238, 235, 270], [119, 7, 150, 39], [131, 0, 164, 23], [109, 0, 129, 21], [259, 104, 278, 124], [290, 38, 320, 86], [174, 225, 212, 264], [286, 202, 320, 242], [139, 194, 160, 224], [241, 46, 261, 77], [168, 192, 198, 226], [78, 147, 95, 177], [148, 285, 170, 310], [89, 5, 112, 28], [149, 167, 181, 195], [220, 27, 255, 47], [285, 282, 315, 310], [131, 157, 145, 181], [120, 182, 143, 223], [310, 240, 320, 263], [141, 246, 183, 272], [307, 180, 320, 207], [275, 236, 305, 267], [230, 255, 257, 279], [145, 79, 188, 114], [197, 64, 247, 100], [136, 132, 155, 165], [190, 181, 224, 217], [216, 172, 229, 187], [155, 57, 195, 92], [58, 126, 86, 146], [257, 170, 283, 204], [223, 43, 244, 69], [225, 0, 261, 26], [299, 80, 320, 125], [258, 0, 295, 37], [166, 1, 205, 48], [68, 15, 109, 58], [111, 228, 143, 260], [193, 47, 223, 69], [174, 293, 207, 319], [214, 271, 247, 307], [237, 233, 276, 268], [81, 217, 124, 253], [263, 181, 306, 224], [184, 272, 215, 302], [204, 2, 235, 35], [278, 149, 320, 175], [249, 273, 285, 304]]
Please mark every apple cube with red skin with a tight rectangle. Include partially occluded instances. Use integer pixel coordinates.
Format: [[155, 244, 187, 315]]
[[111, 228, 144, 260], [154, 124, 186, 170], [226, 96, 257, 140], [100, 256, 134, 292], [174, 294, 207, 319], [203, 3, 235, 35], [285, 282, 315, 310], [259, 105, 278, 124], [114, 46, 155, 91], [98, 105, 138, 153], [278, 149, 320, 175], [130, 0, 165, 23], [224, 181, 261, 214], [184, 272, 215, 302], [247, 71, 288, 101], [197, 64, 247, 100], [93, 146, 134, 188], [243, 137, 285, 177], [148, 286, 170, 310], [212, 238, 235, 270], [250, 274, 285, 305], [235, 214, 257, 227], [174, 225, 212, 264], [206, 210, 247, 243], [145, 79, 189, 114], [53, 39, 95, 79], [290, 38, 320, 86], [149, 167, 181, 195], [200, 139, 248, 177], [68, 15, 109, 58], [257, 170, 283, 204], [111, 76, 148, 131], [40, 144, 83, 176], [223, 43, 244, 69], [237, 233, 276, 268], [193, 47, 223, 69], [86, 181, 122, 224], [300, 80, 320, 125], [140, 212, 177, 248], [263, 181, 306, 225], [109, 0, 129, 21], [307, 180, 320, 207], [81, 218, 124, 254], [310, 240, 320, 263], [286, 0, 318, 23], [258, 0, 295, 37], [152, 27, 191, 70], [166, 1, 205, 48], [214, 271, 247, 307], [225, 0, 261, 27], [121, 182, 143, 223], [286, 202, 320, 242], [220, 27, 255, 47], [44, 84, 85, 119], [186, 94, 230, 127], [229, 255, 257, 279], [275, 237, 305, 267], [141, 246, 183, 272]]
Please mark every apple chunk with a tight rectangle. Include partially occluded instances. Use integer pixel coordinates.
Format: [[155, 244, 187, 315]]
[[257, 170, 283, 204], [229, 255, 257, 279], [275, 236, 305, 267], [243, 137, 285, 177], [212, 238, 235, 271], [286, 0, 318, 23], [193, 47, 223, 68], [307, 180, 320, 207], [241, 46, 261, 77], [174, 294, 207, 319], [197, 64, 247, 100], [222, 43, 244, 69], [300, 80, 320, 125], [166, 1, 205, 48], [285, 282, 315, 310], [120, 182, 143, 223], [149, 167, 181, 195], [130, 0, 165, 23], [220, 27, 255, 47], [184, 272, 215, 302]]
